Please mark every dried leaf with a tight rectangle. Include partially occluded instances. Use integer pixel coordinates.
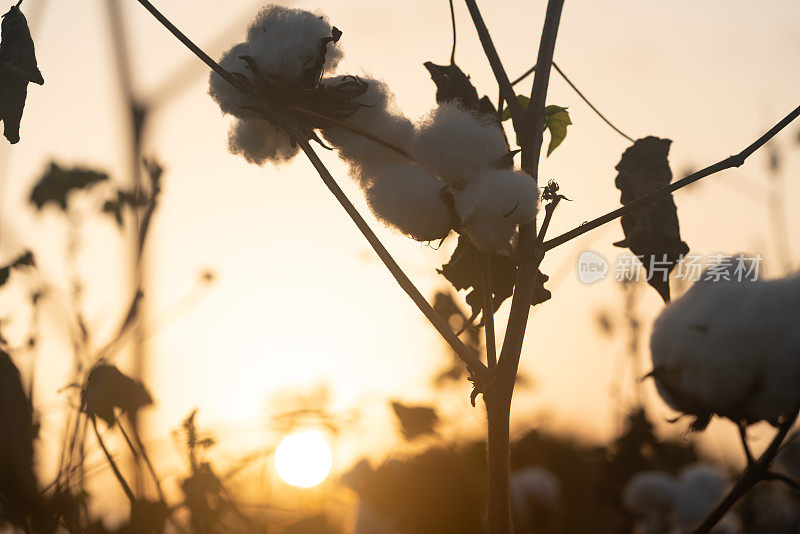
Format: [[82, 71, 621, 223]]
[[30, 163, 108, 211], [391, 401, 438, 440], [613, 137, 690, 302], [438, 235, 550, 320], [82, 364, 153, 426], [423, 61, 482, 112], [0, 4, 43, 144]]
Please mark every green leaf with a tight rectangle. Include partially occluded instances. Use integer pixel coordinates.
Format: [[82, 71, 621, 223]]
[[544, 105, 571, 156], [500, 95, 530, 121]]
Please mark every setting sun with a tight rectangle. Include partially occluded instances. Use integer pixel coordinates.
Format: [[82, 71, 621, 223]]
[[274, 430, 334, 488]]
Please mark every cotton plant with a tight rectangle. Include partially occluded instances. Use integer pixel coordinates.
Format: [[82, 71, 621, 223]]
[[43, 0, 798, 533]]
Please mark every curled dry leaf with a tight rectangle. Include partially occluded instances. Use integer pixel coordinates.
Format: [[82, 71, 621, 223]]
[[613, 137, 689, 302], [0, 3, 43, 144], [82, 364, 153, 426]]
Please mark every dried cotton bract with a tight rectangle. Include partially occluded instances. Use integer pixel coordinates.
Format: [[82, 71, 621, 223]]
[[320, 76, 414, 176], [209, 5, 343, 164], [365, 164, 452, 242], [650, 264, 800, 429], [413, 103, 509, 189], [454, 169, 539, 253]]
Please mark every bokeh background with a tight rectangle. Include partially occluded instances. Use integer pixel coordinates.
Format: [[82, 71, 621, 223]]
[[1, 0, 799, 528]]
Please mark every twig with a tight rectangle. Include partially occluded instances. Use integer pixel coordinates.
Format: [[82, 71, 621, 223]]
[[543, 102, 800, 251], [130, 0, 489, 382], [291, 126, 490, 381], [480, 254, 497, 369], [691, 409, 799, 534], [765, 471, 800, 493], [509, 62, 635, 142], [463, 0, 527, 136], [448, 0, 457, 65], [551, 63, 634, 142], [738, 421, 755, 466], [91, 415, 136, 504], [118, 418, 166, 504]]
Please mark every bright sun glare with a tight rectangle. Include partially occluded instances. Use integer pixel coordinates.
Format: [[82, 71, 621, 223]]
[[274, 430, 333, 488]]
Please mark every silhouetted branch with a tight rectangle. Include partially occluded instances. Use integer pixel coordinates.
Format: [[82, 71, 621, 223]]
[[480, 253, 496, 369], [91, 415, 135, 504], [463, 0, 527, 136], [510, 62, 635, 142], [131, 0, 489, 381], [543, 102, 800, 251], [291, 128, 490, 380], [691, 409, 799, 534], [448, 0, 457, 65]]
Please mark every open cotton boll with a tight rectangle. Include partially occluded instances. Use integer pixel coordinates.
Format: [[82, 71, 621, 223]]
[[650, 264, 800, 427], [365, 163, 452, 241], [454, 169, 539, 253], [413, 103, 509, 189], [209, 5, 342, 113], [673, 464, 729, 530], [622, 471, 677, 516], [320, 76, 414, 176], [228, 118, 298, 165]]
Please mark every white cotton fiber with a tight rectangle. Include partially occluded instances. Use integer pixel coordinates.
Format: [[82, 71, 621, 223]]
[[227, 118, 298, 165], [453, 169, 539, 253], [365, 163, 452, 241], [622, 471, 677, 516], [320, 76, 414, 175], [412, 103, 509, 189], [650, 262, 800, 426], [209, 5, 341, 114], [209, 6, 341, 164]]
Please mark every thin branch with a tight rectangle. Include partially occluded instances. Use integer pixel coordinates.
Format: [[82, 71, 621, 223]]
[[463, 0, 527, 135], [497, 0, 564, 375], [510, 62, 634, 142], [691, 409, 799, 534], [91, 415, 136, 504], [543, 102, 800, 251], [118, 418, 166, 504], [448, 0, 457, 65], [480, 254, 497, 369], [551, 63, 634, 142], [131, 0, 489, 382], [290, 126, 490, 381]]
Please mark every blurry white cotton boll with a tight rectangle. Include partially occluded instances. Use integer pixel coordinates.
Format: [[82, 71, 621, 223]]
[[454, 169, 539, 253], [228, 118, 297, 165], [365, 164, 452, 241], [622, 471, 677, 516], [320, 76, 414, 176], [510, 467, 561, 533], [672, 464, 729, 530], [650, 262, 800, 428], [413, 103, 509, 189]]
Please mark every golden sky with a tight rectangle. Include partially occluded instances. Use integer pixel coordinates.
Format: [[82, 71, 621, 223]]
[[1, 0, 799, 516]]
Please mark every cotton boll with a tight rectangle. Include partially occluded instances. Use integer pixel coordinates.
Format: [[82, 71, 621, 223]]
[[511, 467, 560, 510], [413, 103, 509, 189], [454, 169, 539, 253], [320, 76, 414, 175], [650, 263, 800, 426], [365, 163, 453, 241], [622, 471, 677, 516], [209, 5, 341, 111], [228, 118, 299, 165], [672, 464, 728, 530]]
